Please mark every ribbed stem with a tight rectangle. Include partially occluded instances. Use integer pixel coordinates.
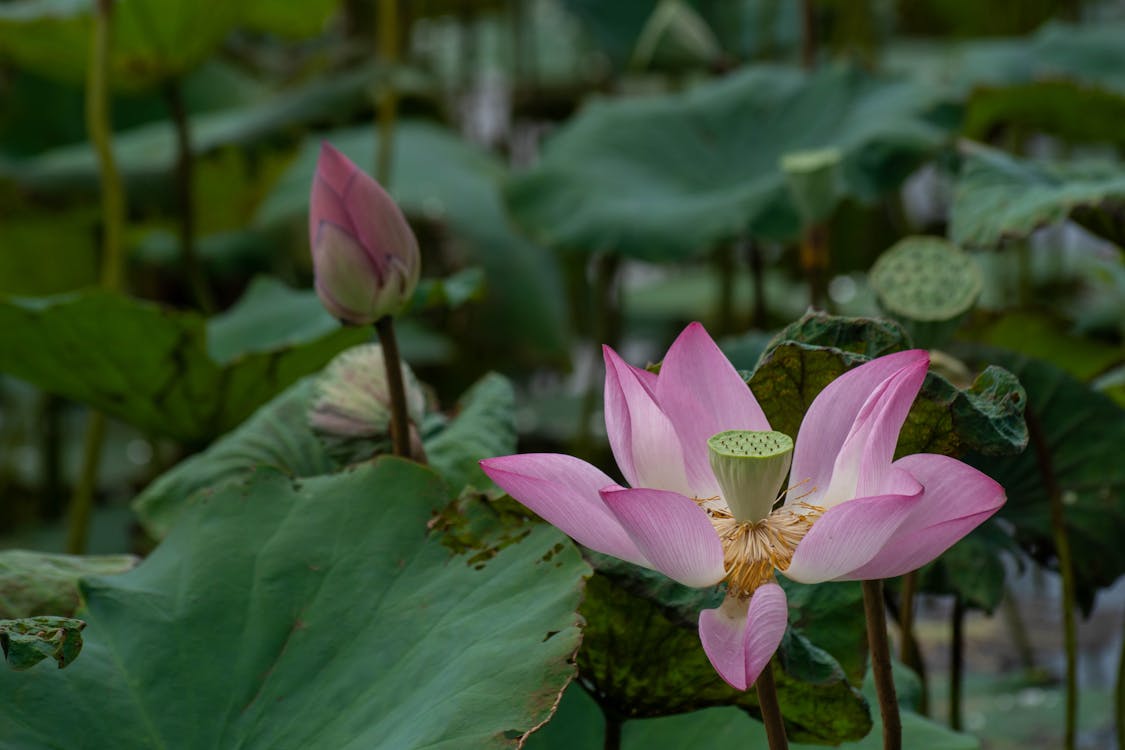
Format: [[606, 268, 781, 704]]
[[164, 78, 213, 313], [68, 0, 123, 554], [602, 710, 622, 750], [755, 659, 789, 749], [950, 594, 965, 731], [66, 412, 107, 554], [374, 316, 410, 459], [863, 579, 901, 750], [898, 570, 928, 715], [1028, 408, 1077, 750]]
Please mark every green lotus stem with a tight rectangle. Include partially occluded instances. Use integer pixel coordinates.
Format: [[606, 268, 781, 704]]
[[602, 708, 623, 750], [68, 0, 122, 554], [756, 659, 789, 750], [800, 0, 817, 69], [1002, 583, 1037, 676], [714, 243, 736, 336], [575, 252, 622, 458], [949, 594, 965, 731], [800, 223, 829, 310], [863, 579, 901, 750], [898, 570, 928, 715], [376, 0, 399, 185], [164, 78, 214, 313], [374, 316, 411, 458], [746, 239, 767, 325], [1028, 408, 1077, 750]]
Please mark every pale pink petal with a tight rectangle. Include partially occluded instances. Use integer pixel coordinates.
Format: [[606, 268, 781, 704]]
[[699, 584, 788, 690], [783, 479, 923, 584], [845, 454, 1006, 579], [600, 487, 725, 587], [744, 583, 789, 687], [700, 596, 752, 690], [310, 143, 359, 247], [479, 454, 648, 567], [603, 346, 691, 495], [790, 350, 929, 507], [656, 323, 770, 497]]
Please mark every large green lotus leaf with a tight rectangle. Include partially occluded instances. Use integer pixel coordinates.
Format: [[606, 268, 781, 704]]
[[962, 348, 1125, 614], [505, 63, 944, 260], [0, 551, 137, 618], [242, 0, 338, 37], [951, 144, 1125, 249], [0, 616, 86, 671], [965, 312, 1124, 383], [132, 370, 517, 538], [0, 65, 398, 195], [749, 313, 1028, 458], [256, 121, 571, 367], [525, 676, 978, 750], [0, 0, 241, 91], [577, 567, 870, 744], [0, 283, 367, 442], [0, 210, 98, 294], [0, 461, 589, 748]]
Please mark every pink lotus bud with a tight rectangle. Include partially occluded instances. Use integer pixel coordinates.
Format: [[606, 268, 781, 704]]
[[309, 143, 421, 325]]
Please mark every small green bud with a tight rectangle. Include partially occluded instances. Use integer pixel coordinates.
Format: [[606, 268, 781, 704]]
[[780, 148, 842, 226], [707, 430, 794, 522]]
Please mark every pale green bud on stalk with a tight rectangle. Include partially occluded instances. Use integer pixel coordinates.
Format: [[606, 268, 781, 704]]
[[309, 343, 427, 463], [780, 147, 842, 226], [707, 430, 794, 523]]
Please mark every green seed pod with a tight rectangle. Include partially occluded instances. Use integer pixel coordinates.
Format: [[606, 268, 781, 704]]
[[869, 236, 982, 348], [707, 430, 794, 523]]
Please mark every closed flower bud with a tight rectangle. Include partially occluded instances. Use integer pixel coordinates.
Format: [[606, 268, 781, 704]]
[[309, 343, 428, 463], [309, 143, 421, 325]]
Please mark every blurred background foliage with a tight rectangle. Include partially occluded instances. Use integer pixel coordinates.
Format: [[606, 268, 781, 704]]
[[0, 0, 1123, 748]]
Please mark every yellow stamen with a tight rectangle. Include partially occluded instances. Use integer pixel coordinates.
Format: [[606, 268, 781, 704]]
[[695, 498, 823, 598]]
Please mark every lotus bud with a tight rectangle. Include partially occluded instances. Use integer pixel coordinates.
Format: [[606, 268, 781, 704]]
[[707, 430, 794, 523], [309, 143, 421, 325], [309, 344, 427, 462]]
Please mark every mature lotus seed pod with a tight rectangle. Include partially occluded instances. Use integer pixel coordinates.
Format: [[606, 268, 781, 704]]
[[869, 236, 982, 348], [309, 343, 427, 462]]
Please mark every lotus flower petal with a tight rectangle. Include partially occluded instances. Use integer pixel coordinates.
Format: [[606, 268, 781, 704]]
[[845, 453, 1006, 579], [699, 584, 788, 690], [783, 475, 924, 584], [790, 350, 928, 508], [656, 323, 771, 497], [479, 453, 648, 566], [603, 346, 691, 495], [600, 487, 725, 587]]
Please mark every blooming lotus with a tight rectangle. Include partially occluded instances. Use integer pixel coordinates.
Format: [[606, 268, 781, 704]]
[[480, 323, 1004, 690], [309, 143, 420, 325]]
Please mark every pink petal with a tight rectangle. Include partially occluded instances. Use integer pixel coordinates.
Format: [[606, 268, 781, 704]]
[[655, 323, 770, 497], [603, 346, 691, 495], [600, 487, 725, 587], [783, 477, 923, 584], [845, 454, 1006, 579], [790, 350, 928, 508], [310, 143, 359, 248], [699, 584, 788, 690], [479, 454, 648, 567]]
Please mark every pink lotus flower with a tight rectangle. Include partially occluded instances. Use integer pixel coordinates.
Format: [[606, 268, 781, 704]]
[[480, 323, 1004, 690], [309, 143, 421, 325]]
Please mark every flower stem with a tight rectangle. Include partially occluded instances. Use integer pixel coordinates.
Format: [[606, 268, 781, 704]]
[[602, 710, 622, 750], [898, 570, 928, 714], [746, 238, 767, 326], [800, 0, 818, 69], [799, 223, 829, 310], [375, 0, 399, 185], [1027, 408, 1077, 750], [164, 77, 214, 313], [755, 659, 789, 750], [374, 316, 410, 459], [949, 594, 965, 731], [68, 0, 121, 555], [863, 578, 901, 750]]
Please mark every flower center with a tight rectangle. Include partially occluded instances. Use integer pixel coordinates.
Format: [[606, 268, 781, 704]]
[[696, 501, 823, 598]]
